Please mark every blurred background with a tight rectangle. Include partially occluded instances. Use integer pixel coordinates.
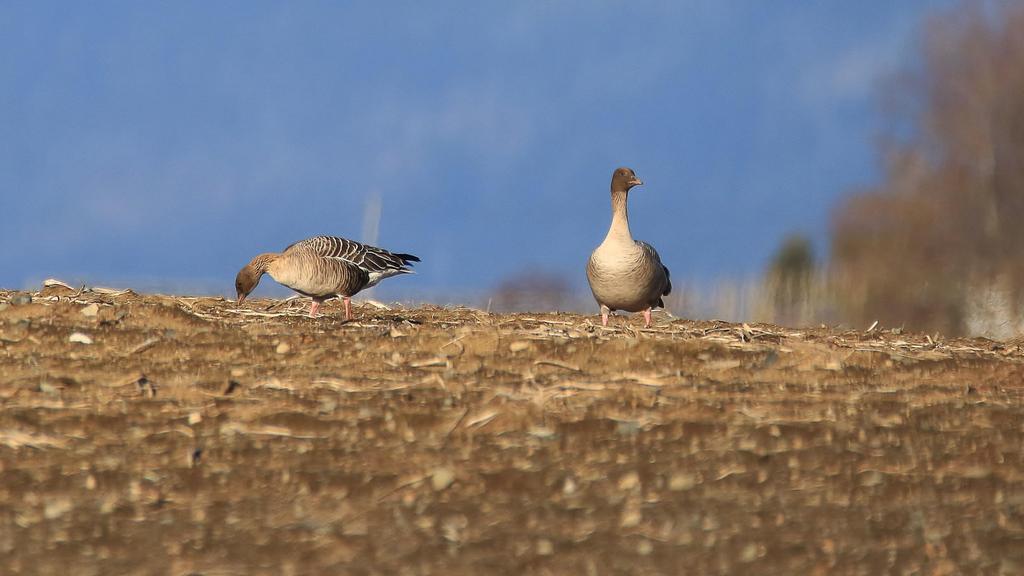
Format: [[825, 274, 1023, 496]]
[[3, 0, 1022, 337]]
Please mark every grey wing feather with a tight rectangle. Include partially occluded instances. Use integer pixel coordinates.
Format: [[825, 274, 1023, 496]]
[[638, 240, 672, 299], [287, 236, 419, 274]]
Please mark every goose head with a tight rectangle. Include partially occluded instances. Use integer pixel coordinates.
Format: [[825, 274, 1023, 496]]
[[235, 262, 264, 304], [612, 167, 643, 192]]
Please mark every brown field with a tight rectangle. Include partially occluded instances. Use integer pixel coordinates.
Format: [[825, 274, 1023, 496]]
[[1, 284, 1023, 575]]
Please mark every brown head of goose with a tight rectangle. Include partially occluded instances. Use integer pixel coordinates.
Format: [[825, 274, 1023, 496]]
[[235, 235, 419, 319], [585, 167, 671, 328]]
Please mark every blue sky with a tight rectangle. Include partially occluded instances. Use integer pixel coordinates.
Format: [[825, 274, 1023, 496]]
[[0, 1, 955, 300]]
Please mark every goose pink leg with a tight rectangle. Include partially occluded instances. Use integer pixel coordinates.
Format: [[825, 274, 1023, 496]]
[[344, 296, 352, 321], [601, 306, 610, 327], [643, 308, 652, 328], [309, 300, 320, 318]]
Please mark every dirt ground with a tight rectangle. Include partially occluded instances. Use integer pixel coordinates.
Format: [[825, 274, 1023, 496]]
[[1, 283, 1023, 575]]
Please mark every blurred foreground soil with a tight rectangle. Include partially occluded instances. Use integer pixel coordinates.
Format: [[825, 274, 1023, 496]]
[[1, 285, 1023, 575]]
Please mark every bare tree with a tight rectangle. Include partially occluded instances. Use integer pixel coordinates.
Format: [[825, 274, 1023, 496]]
[[832, 0, 1024, 334]]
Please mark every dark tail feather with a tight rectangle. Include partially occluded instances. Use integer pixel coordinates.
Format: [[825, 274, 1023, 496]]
[[395, 253, 420, 265], [662, 265, 672, 296]]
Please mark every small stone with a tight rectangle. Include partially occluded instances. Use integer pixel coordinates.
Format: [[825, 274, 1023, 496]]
[[740, 543, 759, 563], [69, 332, 93, 345], [508, 341, 530, 352], [43, 498, 73, 520], [400, 491, 417, 507], [11, 294, 31, 306], [637, 540, 653, 556], [230, 368, 246, 378], [960, 466, 991, 479], [318, 397, 338, 414], [668, 472, 697, 491], [431, 467, 455, 491], [528, 426, 556, 439], [562, 477, 577, 495], [85, 475, 97, 490], [618, 471, 640, 491], [619, 505, 642, 528], [187, 412, 202, 425], [536, 539, 554, 556], [80, 303, 100, 317], [440, 514, 468, 543], [275, 342, 291, 354]]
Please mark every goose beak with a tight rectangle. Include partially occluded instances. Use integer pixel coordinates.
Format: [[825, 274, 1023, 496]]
[[629, 178, 644, 187]]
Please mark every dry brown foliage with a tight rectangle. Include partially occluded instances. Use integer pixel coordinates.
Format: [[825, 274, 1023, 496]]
[[832, 0, 1024, 335]]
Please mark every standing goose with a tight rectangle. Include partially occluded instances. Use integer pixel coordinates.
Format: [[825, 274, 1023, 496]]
[[235, 235, 419, 320], [586, 167, 671, 328]]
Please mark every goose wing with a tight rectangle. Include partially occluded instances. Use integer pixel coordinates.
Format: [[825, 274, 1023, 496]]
[[638, 240, 672, 298], [286, 235, 419, 274]]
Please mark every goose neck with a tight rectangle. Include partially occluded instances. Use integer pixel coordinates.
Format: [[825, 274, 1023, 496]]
[[607, 189, 632, 240]]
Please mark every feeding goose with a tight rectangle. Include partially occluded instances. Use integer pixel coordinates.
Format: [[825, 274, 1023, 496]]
[[586, 167, 671, 328], [235, 235, 419, 319]]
